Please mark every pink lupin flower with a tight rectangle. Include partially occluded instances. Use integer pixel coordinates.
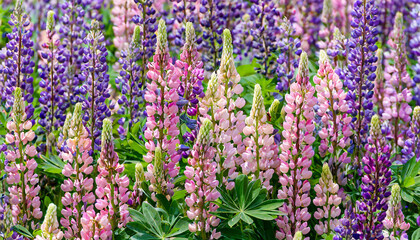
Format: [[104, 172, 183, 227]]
[[199, 29, 246, 190], [276, 52, 315, 240], [242, 84, 279, 192], [93, 118, 131, 235], [59, 103, 96, 239], [383, 184, 410, 239], [382, 12, 413, 160], [313, 163, 341, 236], [185, 119, 221, 239], [111, 0, 140, 51], [5, 88, 42, 227], [144, 19, 182, 199], [314, 51, 352, 186]]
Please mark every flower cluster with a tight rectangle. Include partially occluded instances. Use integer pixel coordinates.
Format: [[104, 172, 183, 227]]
[[353, 115, 392, 239], [383, 184, 410, 239], [5, 88, 42, 227], [36, 203, 63, 240], [59, 103, 95, 239], [144, 19, 182, 198], [185, 119, 221, 239], [111, 0, 140, 51], [313, 163, 341, 235], [276, 52, 316, 240], [242, 84, 278, 191], [314, 51, 352, 185], [0, 1, 35, 116], [81, 20, 111, 153]]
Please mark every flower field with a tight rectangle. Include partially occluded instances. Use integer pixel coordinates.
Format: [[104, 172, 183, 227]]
[[1, 0, 420, 239]]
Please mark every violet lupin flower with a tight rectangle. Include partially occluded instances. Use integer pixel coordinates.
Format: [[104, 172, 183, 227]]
[[242, 84, 279, 192], [115, 26, 144, 136], [132, 0, 157, 88], [143, 19, 182, 199], [0, 1, 35, 117], [38, 11, 67, 151], [81, 20, 111, 153], [354, 115, 392, 239], [185, 119, 221, 239], [327, 28, 347, 69], [59, 0, 90, 110], [276, 18, 302, 93], [382, 12, 413, 160], [175, 22, 204, 142], [403, 106, 420, 161], [314, 51, 352, 186], [313, 163, 342, 236], [411, 2, 420, 105], [60, 103, 96, 239], [342, 0, 379, 167], [295, 0, 323, 51], [248, 0, 282, 78], [94, 119, 131, 235], [276, 52, 316, 240], [5, 88, 42, 227], [383, 184, 410, 239]]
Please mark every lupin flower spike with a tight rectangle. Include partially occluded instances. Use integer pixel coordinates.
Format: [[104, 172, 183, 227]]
[[313, 163, 341, 235], [384, 184, 410, 238], [354, 114, 392, 239], [156, 19, 168, 55], [94, 118, 131, 234], [37, 203, 63, 239], [185, 119, 221, 239], [60, 103, 95, 239], [276, 50, 316, 239], [6, 87, 42, 226], [249, 84, 265, 122]]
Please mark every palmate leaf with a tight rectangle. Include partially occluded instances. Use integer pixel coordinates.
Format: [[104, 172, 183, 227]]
[[213, 175, 284, 228], [125, 202, 190, 239]]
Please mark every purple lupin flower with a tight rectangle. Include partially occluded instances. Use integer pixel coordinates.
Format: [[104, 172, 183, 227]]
[[132, 0, 157, 88], [115, 26, 144, 137], [339, 0, 379, 168], [38, 11, 68, 145], [81, 20, 111, 153], [276, 18, 302, 93], [0, 1, 35, 118], [247, 0, 282, 78], [410, 1, 420, 105], [58, 0, 90, 110], [354, 115, 392, 239]]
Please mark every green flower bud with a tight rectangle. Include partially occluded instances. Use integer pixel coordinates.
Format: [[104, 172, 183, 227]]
[[132, 26, 141, 45], [12, 87, 25, 124], [101, 118, 113, 149], [156, 19, 168, 54], [185, 22, 195, 49], [293, 231, 303, 240], [135, 162, 145, 186], [220, 29, 233, 70], [242, 13, 250, 22], [250, 84, 265, 122], [297, 51, 309, 83], [333, 28, 345, 42], [370, 115, 381, 137], [390, 184, 401, 206], [46, 11, 55, 34], [197, 119, 213, 146], [71, 103, 83, 138], [413, 106, 420, 122], [321, 163, 333, 184], [269, 99, 280, 122], [393, 12, 403, 36], [41, 203, 58, 235], [62, 113, 72, 140], [319, 50, 329, 65], [205, 72, 219, 99]]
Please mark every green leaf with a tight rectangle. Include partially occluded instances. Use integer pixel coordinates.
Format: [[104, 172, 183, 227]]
[[228, 213, 242, 227], [404, 177, 415, 188], [250, 199, 284, 210], [412, 228, 420, 240], [128, 208, 145, 222], [401, 189, 414, 203], [128, 140, 147, 155], [142, 202, 163, 236], [166, 218, 189, 237], [11, 225, 33, 238]]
